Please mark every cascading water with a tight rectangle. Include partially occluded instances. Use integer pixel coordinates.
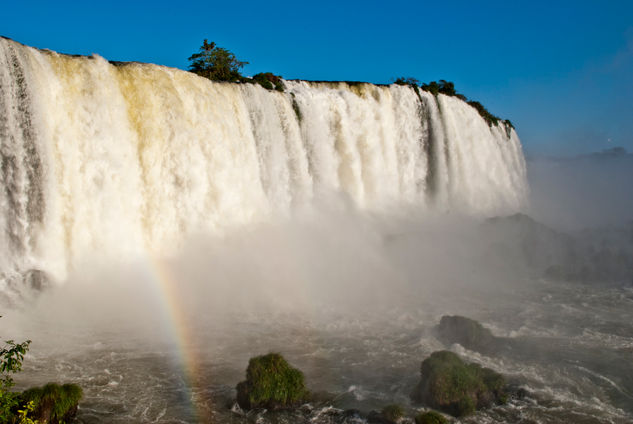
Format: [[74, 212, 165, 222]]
[[0, 36, 527, 291], [3, 38, 632, 424]]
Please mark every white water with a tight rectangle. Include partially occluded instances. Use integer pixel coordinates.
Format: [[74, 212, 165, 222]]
[[0, 37, 527, 289]]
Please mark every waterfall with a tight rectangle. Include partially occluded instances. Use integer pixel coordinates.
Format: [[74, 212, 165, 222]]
[[0, 37, 528, 289]]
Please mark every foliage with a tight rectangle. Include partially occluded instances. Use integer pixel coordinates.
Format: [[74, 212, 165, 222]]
[[412, 351, 506, 417], [15, 401, 36, 424], [188, 39, 248, 82], [236, 353, 308, 410], [0, 329, 31, 424], [415, 411, 448, 424], [421, 80, 457, 97], [252, 72, 285, 92], [21, 383, 82, 424], [381, 404, 405, 422], [394, 77, 419, 86]]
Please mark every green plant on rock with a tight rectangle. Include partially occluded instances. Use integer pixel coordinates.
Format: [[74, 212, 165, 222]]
[[236, 353, 308, 410], [412, 350, 507, 417], [188, 39, 248, 82], [381, 404, 405, 422], [21, 383, 82, 424], [415, 410, 448, 424]]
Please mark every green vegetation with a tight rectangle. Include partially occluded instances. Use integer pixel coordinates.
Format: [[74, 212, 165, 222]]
[[0, 327, 32, 424], [394, 77, 420, 86], [0, 321, 81, 424], [21, 383, 82, 424], [236, 353, 308, 410], [188, 40, 285, 92], [252, 72, 285, 92], [415, 410, 448, 424], [381, 404, 405, 422], [188, 39, 248, 82], [412, 351, 506, 417]]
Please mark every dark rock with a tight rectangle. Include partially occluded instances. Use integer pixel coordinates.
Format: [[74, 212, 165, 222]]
[[235, 353, 308, 410], [368, 404, 405, 423], [23, 269, 50, 291], [411, 351, 506, 417], [435, 315, 499, 353]]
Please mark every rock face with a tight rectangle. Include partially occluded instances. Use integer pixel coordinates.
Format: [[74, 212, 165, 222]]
[[21, 382, 82, 424], [236, 353, 308, 410], [412, 351, 506, 417], [435, 315, 499, 354]]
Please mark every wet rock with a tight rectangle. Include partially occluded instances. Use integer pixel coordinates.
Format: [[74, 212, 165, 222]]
[[435, 315, 499, 354], [411, 351, 506, 417], [368, 404, 405, 423], [23, 269, 50, 291]]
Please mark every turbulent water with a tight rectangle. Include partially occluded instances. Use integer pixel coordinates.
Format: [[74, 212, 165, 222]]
[[0, 37, 526, 292], [4, 37, 632, 424]]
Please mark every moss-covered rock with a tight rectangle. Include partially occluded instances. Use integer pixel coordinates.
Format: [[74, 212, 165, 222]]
[[381, 404, 404, 422], [415, 410, 448, 424], [21, 382, 82, 424], [236, 353, 308, 410], [435, 315, 498, 353], [411, 351, 506, 417]]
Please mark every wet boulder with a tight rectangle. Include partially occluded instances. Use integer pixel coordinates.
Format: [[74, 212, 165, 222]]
[[435, 315, 500, 354], [412, 350, 506, 417], [367, 404, 405, 423], [236, 353, 308, 410]]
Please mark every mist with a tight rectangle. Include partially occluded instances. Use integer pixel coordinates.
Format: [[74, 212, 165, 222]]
[[527, 147, 633, 230]]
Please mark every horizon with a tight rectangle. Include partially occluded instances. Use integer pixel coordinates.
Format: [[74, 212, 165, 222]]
[[4, 0, 633, 156]]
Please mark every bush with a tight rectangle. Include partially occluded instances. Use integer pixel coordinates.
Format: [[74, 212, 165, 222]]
[[21, 383, 82, 424], [236, 353, 308, 410], [252, 72, 285, 92], [394, 77, 420, 86]]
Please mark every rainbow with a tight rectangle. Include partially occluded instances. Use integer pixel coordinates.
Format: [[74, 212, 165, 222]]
[[145, 254, 210, 423]]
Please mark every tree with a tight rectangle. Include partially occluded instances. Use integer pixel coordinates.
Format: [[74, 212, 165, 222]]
[[393, 76, 420, 86], [188, 39, 248, 82]]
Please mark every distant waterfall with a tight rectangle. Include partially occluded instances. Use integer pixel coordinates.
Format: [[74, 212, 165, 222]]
[[0, 37, 528, 289]]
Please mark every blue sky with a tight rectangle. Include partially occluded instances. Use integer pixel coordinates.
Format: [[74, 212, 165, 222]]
[[4, 0, 632, 155]]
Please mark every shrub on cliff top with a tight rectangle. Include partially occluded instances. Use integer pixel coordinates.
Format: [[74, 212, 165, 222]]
[[252, 72, 285, 92], [236, 353, 308, 410]]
